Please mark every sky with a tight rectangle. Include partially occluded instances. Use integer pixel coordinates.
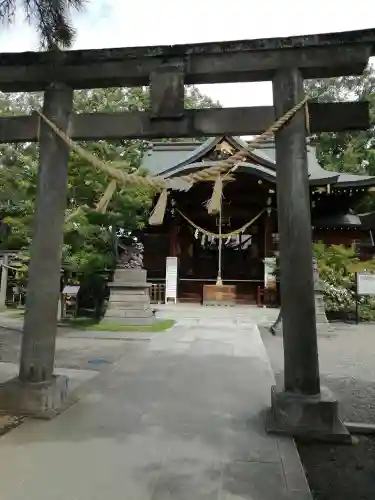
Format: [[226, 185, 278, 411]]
[[0, 0, 373, 107]]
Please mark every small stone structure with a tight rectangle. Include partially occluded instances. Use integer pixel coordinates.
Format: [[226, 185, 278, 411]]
[[270, 259, 331, 335], [103, 241, 152, 325], [312, 259, 330, 328]]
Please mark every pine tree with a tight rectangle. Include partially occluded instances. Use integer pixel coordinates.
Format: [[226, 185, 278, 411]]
[[0, 0, 86, 48]]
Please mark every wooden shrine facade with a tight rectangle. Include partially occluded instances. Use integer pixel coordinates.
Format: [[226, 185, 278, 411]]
[[140, 137, 375, 304]]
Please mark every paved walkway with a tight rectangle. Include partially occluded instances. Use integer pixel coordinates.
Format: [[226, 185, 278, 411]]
[[0, 305, 280, 332], [155, 303, 280, 327], [0, 308, 310, 499]]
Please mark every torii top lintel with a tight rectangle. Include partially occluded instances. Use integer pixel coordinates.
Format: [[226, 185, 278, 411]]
[[0, 28, 374, 91]]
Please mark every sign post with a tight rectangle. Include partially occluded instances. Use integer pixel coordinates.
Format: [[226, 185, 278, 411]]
[[355, 273, 359, 325], [355, 272, 375, 323], [264, 257, 276, 289], [165, 257, 178, 304]]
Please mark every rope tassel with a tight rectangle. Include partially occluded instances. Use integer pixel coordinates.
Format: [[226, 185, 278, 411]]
[[96, 179, 117, 213], [207, 175, 223, 215], [149, 189, 168, 225]]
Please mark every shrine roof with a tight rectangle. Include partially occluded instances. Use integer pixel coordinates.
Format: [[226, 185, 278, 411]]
[[359, 211, 375, 229], [141, 140, 210, 174], [140, 136, 375, 188], [313, 212, 363, 228]]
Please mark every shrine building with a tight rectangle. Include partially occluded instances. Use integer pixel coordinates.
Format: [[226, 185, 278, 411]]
[[139, 136, 375, 304]]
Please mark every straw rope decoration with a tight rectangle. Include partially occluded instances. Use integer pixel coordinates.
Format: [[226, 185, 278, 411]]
[[177, 208, 266, 239], [36, 93, 312, 225]]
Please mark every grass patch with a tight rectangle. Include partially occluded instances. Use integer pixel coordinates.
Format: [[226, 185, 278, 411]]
[[61, 317, 175, 332]]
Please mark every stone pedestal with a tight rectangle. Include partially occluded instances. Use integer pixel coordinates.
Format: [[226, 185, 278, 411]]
[[266, 385, 351, 443], [0, 375, 71, 419], [272, 294, 331, 335], [103, 268, 153, 325], [313, 260, 330, 329]]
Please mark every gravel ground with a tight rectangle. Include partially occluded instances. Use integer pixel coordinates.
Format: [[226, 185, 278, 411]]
[[260, 323, 375, 500], [297, 436, 375, 500]]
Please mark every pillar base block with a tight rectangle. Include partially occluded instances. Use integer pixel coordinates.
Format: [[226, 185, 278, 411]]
[[0, 375, 73, 419], [266, 385, 351, 443]]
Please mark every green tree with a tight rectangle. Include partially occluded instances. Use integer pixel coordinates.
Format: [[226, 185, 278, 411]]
[[0, 0, 85, 48], [313, 242, 375, 320], [0, 85, 220, 276], [305, 66, 375, 176]]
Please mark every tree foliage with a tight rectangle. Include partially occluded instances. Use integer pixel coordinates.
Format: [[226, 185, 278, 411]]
[[313, 242, 375, 320], [305, 65, 375, 177], [0, 85, 220, 278], [0, 0, 86, 48], [272, 243, 375, 320], [305, 64, 375, 212]]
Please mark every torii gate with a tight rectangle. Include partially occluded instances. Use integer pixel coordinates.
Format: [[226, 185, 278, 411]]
[[0, 29, 373, 438]]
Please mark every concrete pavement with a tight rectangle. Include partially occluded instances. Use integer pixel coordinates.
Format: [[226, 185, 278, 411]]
[[154, 303, 280, 327], [0, 306, 310, 500], [0, 304, 280, 332]]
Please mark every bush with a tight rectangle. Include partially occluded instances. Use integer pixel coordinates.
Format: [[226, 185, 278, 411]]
[[271, 243, 375, 321], [313, 243, 375, 321]]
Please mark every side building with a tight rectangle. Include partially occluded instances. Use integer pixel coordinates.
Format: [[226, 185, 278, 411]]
[[139, 136, 375, 304]]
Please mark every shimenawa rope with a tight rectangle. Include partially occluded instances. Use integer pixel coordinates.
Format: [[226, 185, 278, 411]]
[[177, 208, 266, 238], [36, 93, 313, 223]]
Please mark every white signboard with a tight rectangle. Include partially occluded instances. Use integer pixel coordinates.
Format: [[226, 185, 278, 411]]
[[264, 257, 276, 289], [165, 257, 178, 303], [357, 273, 375, 296], [62, 285, 80, 295]]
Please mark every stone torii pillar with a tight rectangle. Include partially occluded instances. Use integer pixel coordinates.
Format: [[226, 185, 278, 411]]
[[266, 68, 349, 441], [0, 83, 73, 417]]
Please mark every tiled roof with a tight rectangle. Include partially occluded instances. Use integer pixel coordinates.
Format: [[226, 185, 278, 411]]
[[140, 136, 375, 187]]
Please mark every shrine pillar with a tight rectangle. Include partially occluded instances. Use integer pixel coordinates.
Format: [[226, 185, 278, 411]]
[[267, 68, 349, 441], [0, 83, 73, 417], [263, 209, 273, 259], [263, 203, 276, 304], [169, 220, 178, 257]]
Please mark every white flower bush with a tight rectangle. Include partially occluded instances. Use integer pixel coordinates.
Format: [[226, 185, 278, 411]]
[[323, 282, 354, 312], [273, 243, 375, 320], [313, 243, 375, 320]]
